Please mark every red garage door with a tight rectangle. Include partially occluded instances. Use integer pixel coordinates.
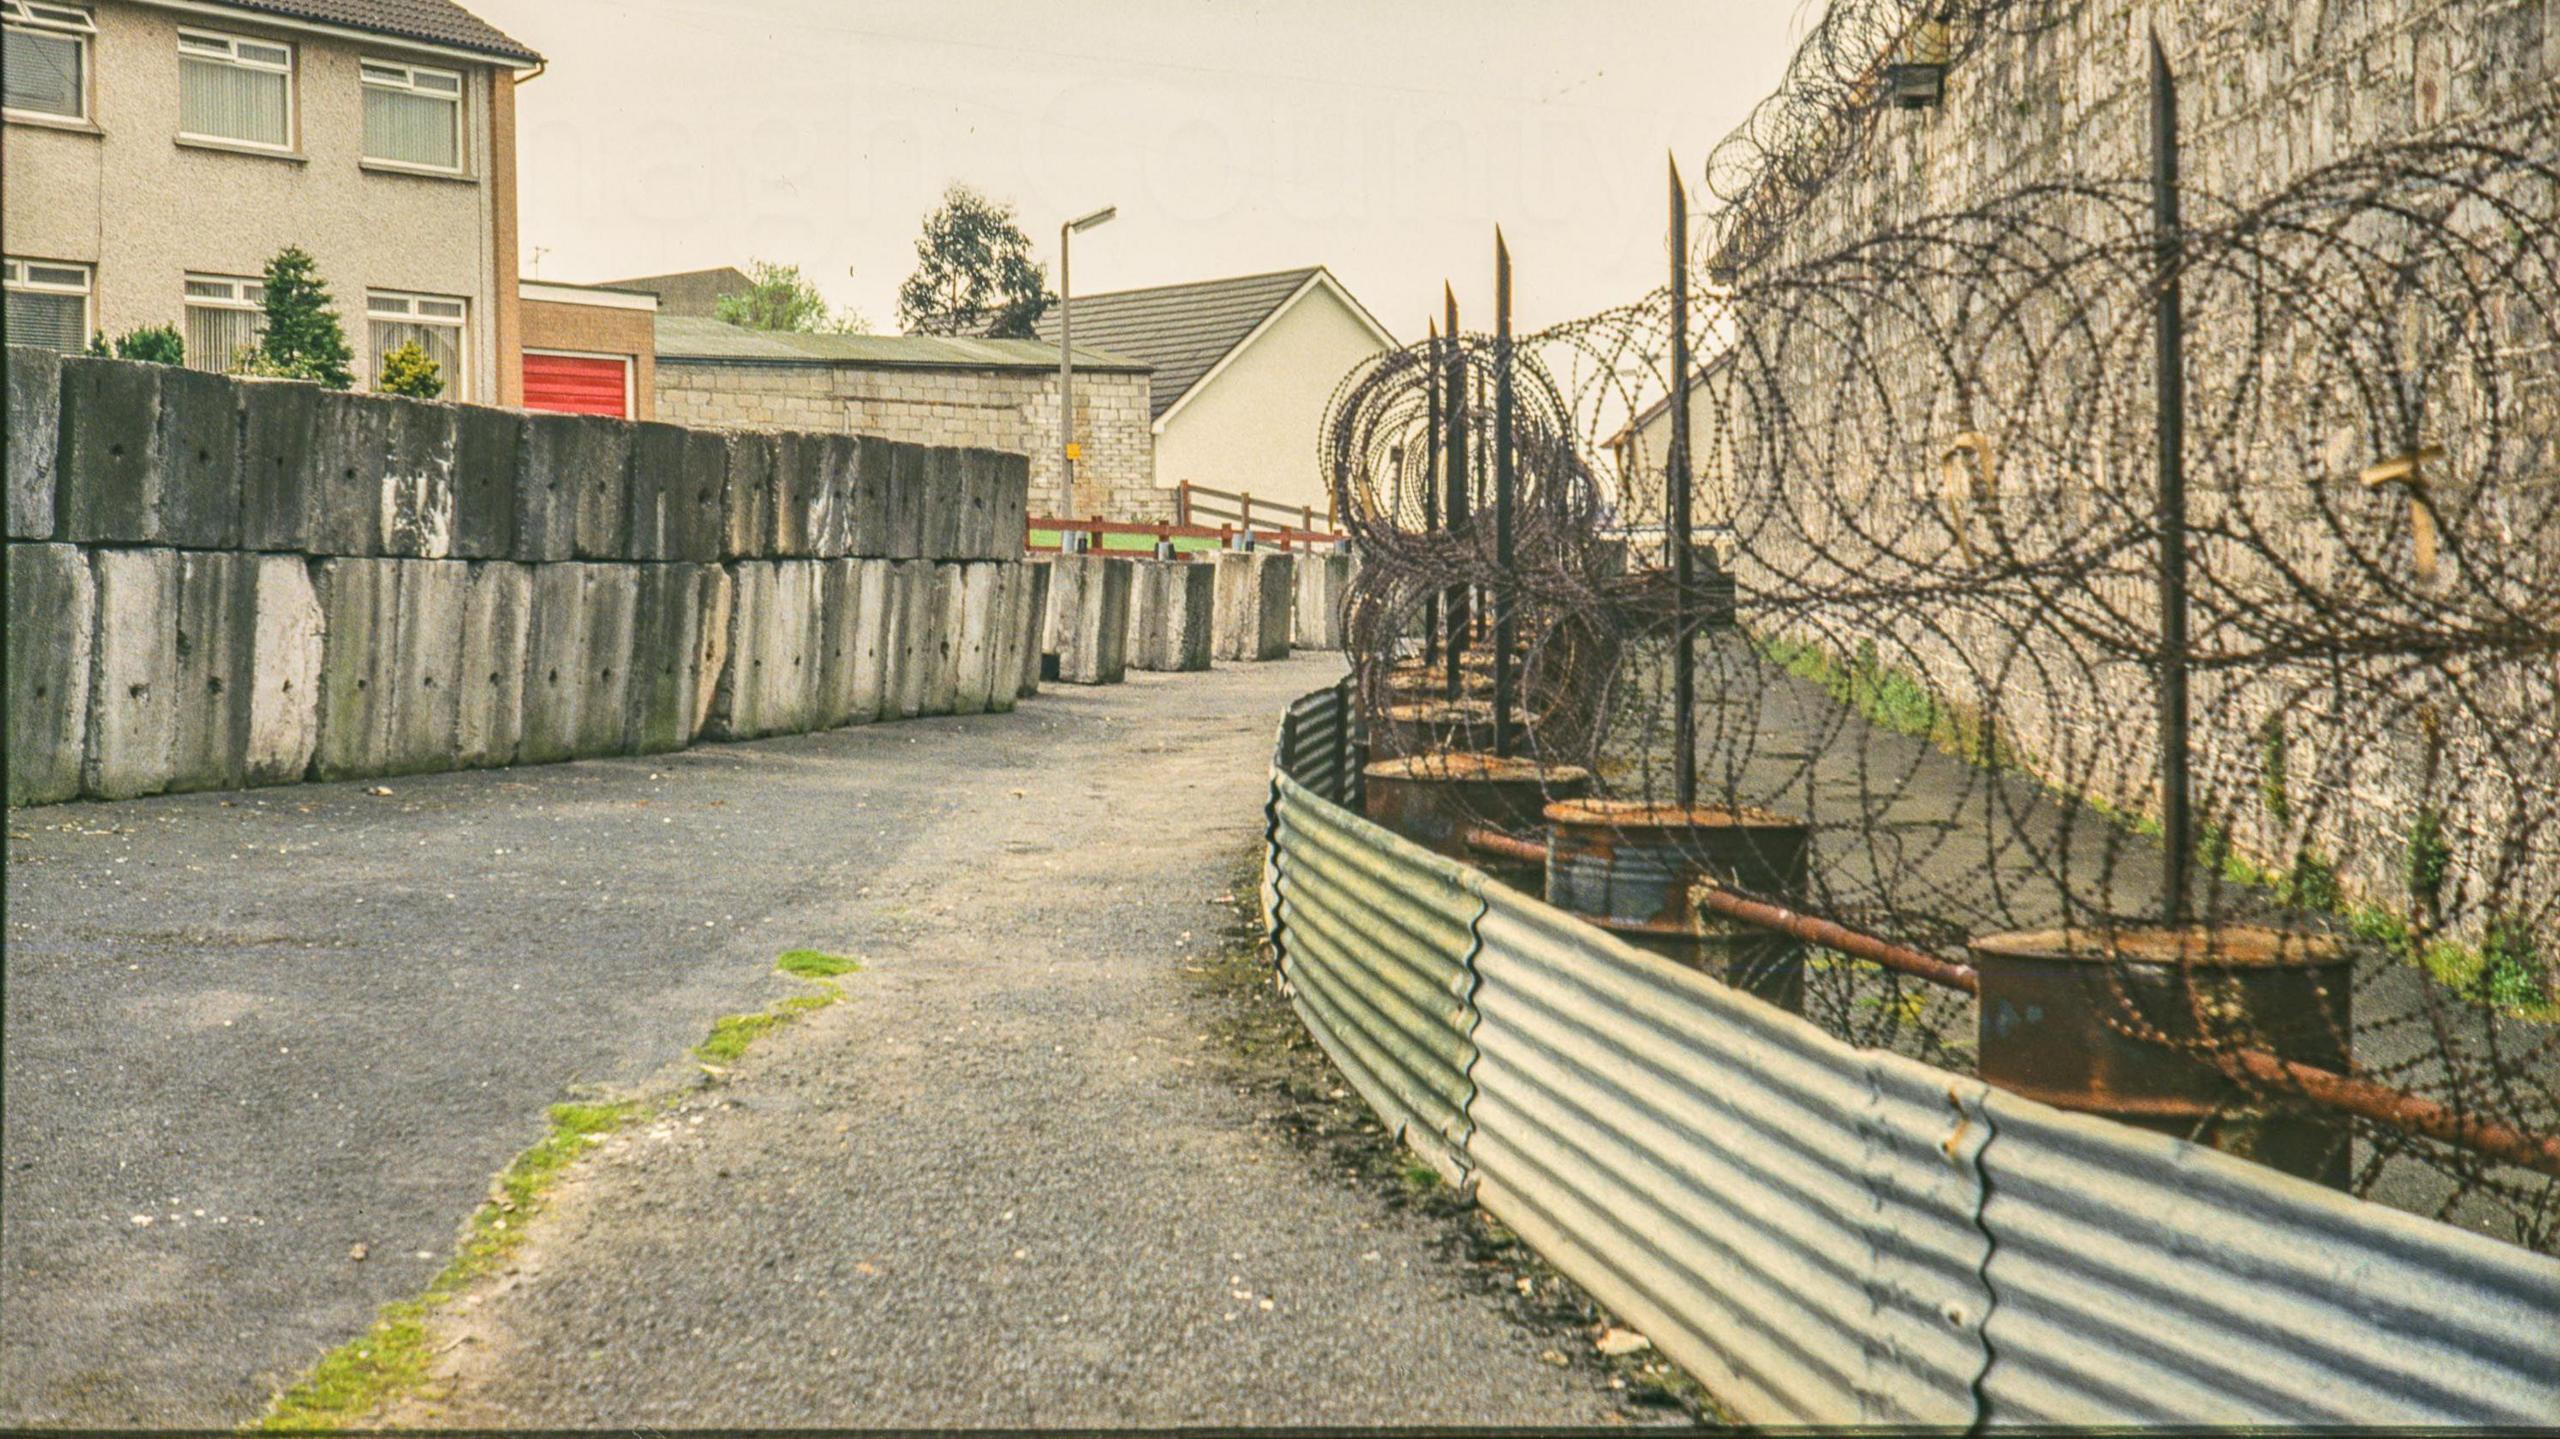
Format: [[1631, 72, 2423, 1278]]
[[523, 351, 631, 417]]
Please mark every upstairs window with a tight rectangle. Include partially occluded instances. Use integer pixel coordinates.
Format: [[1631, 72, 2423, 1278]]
[[367, 289, 467, 398], [4, 257, 92, 351], [183, 273, 267, 371], [3, 2, 94, 121], [178, 29, 291, 150], [361, 60, 462, 171]]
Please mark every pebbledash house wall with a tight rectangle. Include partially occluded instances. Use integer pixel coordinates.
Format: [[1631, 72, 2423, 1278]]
[[656, 359, 1165, 526], [1715, 0, 2556, 926]]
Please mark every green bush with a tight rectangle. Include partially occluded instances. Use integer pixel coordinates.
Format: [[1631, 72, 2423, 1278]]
[[253, 245, 356, 389], [90, 325, 186, 365], [375, 340, 444, 399]]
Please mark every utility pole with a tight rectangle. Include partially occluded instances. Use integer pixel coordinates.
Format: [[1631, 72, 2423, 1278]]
[[1058, 205, 1117, 520]]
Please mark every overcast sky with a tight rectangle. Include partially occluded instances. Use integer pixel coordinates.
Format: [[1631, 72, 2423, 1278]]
[[471, 1, 1815, 339]]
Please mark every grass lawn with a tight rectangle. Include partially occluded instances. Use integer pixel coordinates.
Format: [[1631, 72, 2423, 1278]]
[[1026, 529, 1224, 554]]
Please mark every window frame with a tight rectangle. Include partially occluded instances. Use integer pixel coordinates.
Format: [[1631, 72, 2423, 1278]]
[[3, 255, 95, 350], [2, 1, 96, 125], [175, 25, 295, 153], [182, 272, 268, 372], [365, 288, 469, 399], [358, 56, 465, 174]]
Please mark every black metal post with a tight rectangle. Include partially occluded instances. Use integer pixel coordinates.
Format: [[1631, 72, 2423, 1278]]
[[1493, 229, 1517, 757], [1668, 154, 1697, 811], [1444, 283, 1471, 703], [1424, 319, 1441, 666], [2151, 32, 2193, 923]]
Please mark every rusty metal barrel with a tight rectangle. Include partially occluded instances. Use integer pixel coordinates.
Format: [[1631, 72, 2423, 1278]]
[[1969, 925, 2354, 1187], [1375, 699, 1497, 758], [1542, 799, 1811, 1011], [1364, 753, 1591, 889]]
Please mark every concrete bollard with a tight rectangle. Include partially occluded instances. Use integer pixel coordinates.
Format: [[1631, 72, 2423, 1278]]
[[1213, 550, 1294, 662], [1292, 550, 1353, 651], [1126, 558, 1215, 672], [6, 542, 93, 804], [457, 561, 531, 769], [1017, 559, 1050, 700], [5, 345, 60, 539], [84, 547, 182, 799], [1047, 553, 1131, 685]]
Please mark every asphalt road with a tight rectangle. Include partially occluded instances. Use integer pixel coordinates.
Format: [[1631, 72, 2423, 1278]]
[[3, 653, 1642, 1428]]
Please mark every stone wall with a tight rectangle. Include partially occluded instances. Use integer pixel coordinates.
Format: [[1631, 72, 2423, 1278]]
[[4, 349, 1038, 807], [1716, 0, 2557, 927], [654, 359, 1167, 526]]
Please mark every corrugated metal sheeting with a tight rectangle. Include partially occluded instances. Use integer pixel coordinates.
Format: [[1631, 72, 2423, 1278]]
[[1261, 685, 2560, 1430]]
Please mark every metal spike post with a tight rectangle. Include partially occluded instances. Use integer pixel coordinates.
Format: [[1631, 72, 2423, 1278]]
[[1444, 283, 1470, 702], [1424, 318, 1441, 666], [1668, 155, 1697, 810], [2151, 32, 2193, 923], [1493, 230, 1517, 756]]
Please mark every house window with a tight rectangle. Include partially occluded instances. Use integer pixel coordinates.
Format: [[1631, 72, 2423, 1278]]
[[184, 273, 266, 371], [3, 257, 92, 351], [361, 59, 462, 171], [367, 289, 466, 398], [3, 1, 92, 120], [178, 29, 291, 150]]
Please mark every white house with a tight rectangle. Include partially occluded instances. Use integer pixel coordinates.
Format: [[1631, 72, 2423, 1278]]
[[1035, 265, 1395, 522]]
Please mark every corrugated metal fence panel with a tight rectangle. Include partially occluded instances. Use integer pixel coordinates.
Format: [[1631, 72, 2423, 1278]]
[[1464, 883, 1996, 1427], [1278, 684, 1349, 803], [1270, 769, 1483, 1182], [1974, 1087, 2560, 1427]]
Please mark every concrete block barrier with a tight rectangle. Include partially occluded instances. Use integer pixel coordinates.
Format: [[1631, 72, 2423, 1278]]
[[844, 557, 894, 724], [518, 563, 591, 765], [155, 367, 243, 550], [1016, 559, 1050, 700], [889, 558, 937, 719], [1048, 553, 1131, 685], [712, 559, 824, 739], [980, 450, 1030, 562], [457, 561, 531, 768], [307, 391, 393, 557], [1293, 549, 1353, 651], [1127, 558, 1215, 672], [314, 558, 468, 779], [925, 561, 969, 716], [813, 433, 857, 560], [58, 355, 162, 544], [239, 378, 319, 552], [847, 438, 894, 558], [6, 542, 93, 804], [888, 443, 929, 559], [571, 564, 640, 758], [721, 431, 774, 561], [84, 547, 182, 799], [448, 402, 523, 559], [379, 395, 458, 558], [920, 448, 966, 563], [766, 433, 819, 558], [629, 562, 722, 754], [951, 562, 1004, 714], [1214, 550, 1295, 662], [5, 346, 60, 539], [168, 551, 322, 792], [814, 558, 863, 730]]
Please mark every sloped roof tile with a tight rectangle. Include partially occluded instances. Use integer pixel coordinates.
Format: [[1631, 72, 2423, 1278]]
[[198, 0, 540, 63]]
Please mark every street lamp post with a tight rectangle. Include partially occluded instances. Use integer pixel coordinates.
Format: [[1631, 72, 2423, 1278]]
[[1058, 205, 1118, 524]]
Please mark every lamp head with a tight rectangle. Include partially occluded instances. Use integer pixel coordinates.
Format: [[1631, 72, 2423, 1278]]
[[1069, 206, 1118, 233]]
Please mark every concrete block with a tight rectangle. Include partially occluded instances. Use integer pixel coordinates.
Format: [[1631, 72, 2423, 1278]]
[[1017, 558, 1050, 700], [629, 562, 719, 754], [543, 413, 636, 560], [457, 561, 530, 768], [241, 555, 324, 785], [518, 563, 589, 764], [815, 558, 861, 728], [388, 560, 470, 774], [920, 447, 965, 561], [721, 431, 774, 560], [983, 562, 1023, 715], [709, 559, 822, 738], [448, 403, 522, 559], [690, 565, 734, 738], [848, 437, 896, 557], [572, 563, 638, 758], [925, 561, 968, 715], [950, 561, 1000, 715], [169, 551, 255, 792], [307, 391, 392, 557], [5, 542, 92, 804], [378, 396, 457, 558], [1292, 550, 1353, 650], [156, 366, 244, 549], [5, 346, 60, 539], [845, 557, 894, 724], [313, 558, 467, 779], [57, 355, 161, 544], [888, 558, 935, 719], [1127, 558, 1215, 672], [1048, 553, 1130, 685], [237, 378, 318, 552], [1214, 550, 1295, 662], [982, 449, 1029, 563], [629, 421, 728, 563], [767, 432, 817, 557], [811, 433, 856, 559], [84, 547, 181, 799], [888, 442, 928, 559]]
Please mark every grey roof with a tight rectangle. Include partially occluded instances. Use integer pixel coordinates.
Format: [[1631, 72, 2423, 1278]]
[[1034, 266, 1349, 420], [601, 266, 754, 319], [655, 315, 1148, 373], [197, 0, 540, 62]]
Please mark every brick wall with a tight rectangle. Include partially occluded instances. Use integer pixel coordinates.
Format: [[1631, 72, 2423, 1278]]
[[656, 360, 1167, 526], [521, 298, 659, 419]]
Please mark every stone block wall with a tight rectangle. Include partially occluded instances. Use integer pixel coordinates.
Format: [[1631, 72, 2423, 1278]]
[[4, 350, 1037, 807], [654, 359, 1169, 527]]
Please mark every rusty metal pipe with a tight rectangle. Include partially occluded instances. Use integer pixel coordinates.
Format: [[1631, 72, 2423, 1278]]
[[1682, 890, 1984, 994], [1460, 825, 1548, 868]]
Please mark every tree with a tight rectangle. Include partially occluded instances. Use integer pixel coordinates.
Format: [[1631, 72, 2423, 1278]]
[[92, 325, 185, 364], [713, 259, 870, 334], [252, 245, 356, 388], [376, 340, 444, 399], [897, 184, 1053, 338]]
